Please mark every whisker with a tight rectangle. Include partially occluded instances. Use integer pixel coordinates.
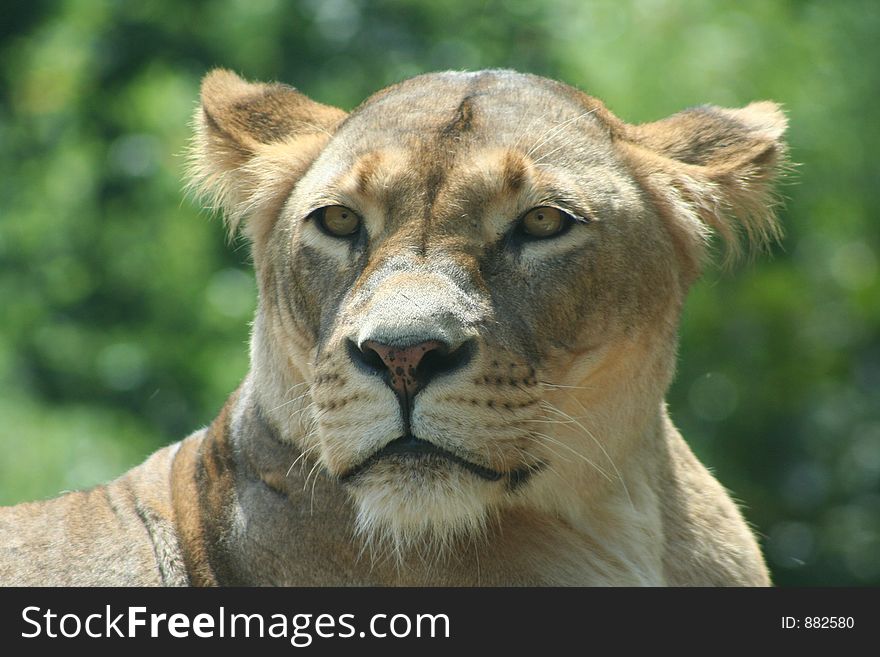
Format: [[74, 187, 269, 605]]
[[530, 430, 612, 483], [539, 381, 599, 391], [309, 462, 323, 515], [539, 400, 634, 510], [303, 457, 323, 494], [524, 110, 597, 160], [286, 443, 319, 477], [270, 391, 311, 413]]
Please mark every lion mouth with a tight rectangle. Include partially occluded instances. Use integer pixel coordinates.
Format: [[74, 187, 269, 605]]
[[339, 435, 505, 483]]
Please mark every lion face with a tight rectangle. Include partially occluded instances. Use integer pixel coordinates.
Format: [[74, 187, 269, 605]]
[[190, 70, 786, 552]]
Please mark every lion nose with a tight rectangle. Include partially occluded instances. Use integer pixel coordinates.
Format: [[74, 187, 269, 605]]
[[348, 338, 474, 399]]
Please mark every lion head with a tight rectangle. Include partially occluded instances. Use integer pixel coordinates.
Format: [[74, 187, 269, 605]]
[[189, 69, 785, 555]]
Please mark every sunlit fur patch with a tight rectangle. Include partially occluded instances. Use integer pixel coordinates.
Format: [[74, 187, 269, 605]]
[[348, 459, 502, 562]]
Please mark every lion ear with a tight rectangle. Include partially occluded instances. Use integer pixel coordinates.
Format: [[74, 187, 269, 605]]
[[620, 102, 788, 272], [187, 69, 347, 243]]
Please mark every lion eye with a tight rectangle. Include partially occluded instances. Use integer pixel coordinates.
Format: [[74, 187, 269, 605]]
[[519, 206, 568, 239], [315, 205, 361, 237]]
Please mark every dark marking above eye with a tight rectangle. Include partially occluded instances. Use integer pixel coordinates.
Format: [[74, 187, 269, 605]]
[[502, 150, 527, 192], [442, 95, 477, 136], [354, 151, 383, 196]]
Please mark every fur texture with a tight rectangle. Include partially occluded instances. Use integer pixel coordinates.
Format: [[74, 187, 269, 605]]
[[0, 69, 786, 585]]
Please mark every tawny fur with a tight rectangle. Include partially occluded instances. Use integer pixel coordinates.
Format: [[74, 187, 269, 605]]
[[0, 69, 786, 586]]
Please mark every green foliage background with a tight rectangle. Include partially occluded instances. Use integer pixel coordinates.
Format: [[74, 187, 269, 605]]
[[1, 0, 878, 586]]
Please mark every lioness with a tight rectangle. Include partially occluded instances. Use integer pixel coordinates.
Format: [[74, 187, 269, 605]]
[[0, 69, 785, 586]]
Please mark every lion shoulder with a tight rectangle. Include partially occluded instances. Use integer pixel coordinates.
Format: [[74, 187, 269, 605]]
[[0, 440, 191, 586]]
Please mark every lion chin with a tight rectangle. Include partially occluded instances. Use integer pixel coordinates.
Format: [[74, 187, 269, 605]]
[[345, 458, 500, 560]]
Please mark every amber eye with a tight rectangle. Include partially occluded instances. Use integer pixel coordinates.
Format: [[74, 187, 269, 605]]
[[519, 206, 568, 239], [315, 205, 361, 237]]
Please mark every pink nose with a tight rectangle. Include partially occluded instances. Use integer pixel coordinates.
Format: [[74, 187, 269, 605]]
[[360, 340, 447, 398]]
